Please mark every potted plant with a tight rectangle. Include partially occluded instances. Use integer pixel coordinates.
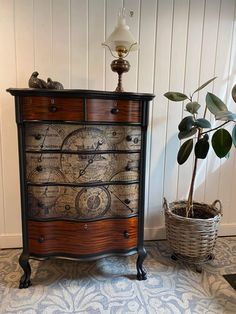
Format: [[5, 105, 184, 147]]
[[163, 78, 236, 272]]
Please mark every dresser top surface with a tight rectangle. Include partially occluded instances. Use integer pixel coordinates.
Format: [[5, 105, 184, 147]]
[[7, 88, 155, 101]]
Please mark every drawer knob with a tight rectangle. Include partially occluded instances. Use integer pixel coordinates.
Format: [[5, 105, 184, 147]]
[[84, 224, 88, 230], [48, 105, 58, 113], [124, 231, 129, 239], [65, 205, 70, 210], [36, 165, 43, 172], [126, 135, 132, 142], [126, 165, 131, 171], [124, 199, 131, 204], [111, 108, 119, 114], [38, 202, 43, 208], [38, 236, 45, 243], [34, 134, 42, 140]]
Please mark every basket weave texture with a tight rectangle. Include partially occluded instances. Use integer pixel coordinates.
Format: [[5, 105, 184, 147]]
[[164, 199, 222, 263]]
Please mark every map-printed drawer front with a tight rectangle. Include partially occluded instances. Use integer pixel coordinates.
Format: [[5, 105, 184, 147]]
[[27, 184, 139, 219], [28, 218, 138, 255], [25, 124, 141, 151], [22, 97, 84, 121], [87, 99, 141, 123], [26, 153, 139, 184]]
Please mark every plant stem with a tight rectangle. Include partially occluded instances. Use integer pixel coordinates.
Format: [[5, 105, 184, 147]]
[[186, 129, 201, 217], [201, 120, 230, 135]]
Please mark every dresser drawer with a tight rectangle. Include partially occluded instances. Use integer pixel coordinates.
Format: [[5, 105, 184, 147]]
[[22, 97, 84, 121], [25, 123, 141, 151], [28, 218, 138, 255], [27, 183, 139, 219], [87, 99, 141, 123], [26, 152, 139, 184]]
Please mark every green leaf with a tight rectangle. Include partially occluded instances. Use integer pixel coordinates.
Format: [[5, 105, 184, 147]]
[[192, 77, 217, 95], [178, 128, 197, 140], [232, 125, 236, 147], [194, 118, 211, 128], [177, 139, 193, 165], [178, 116, 194, 132], [206, 92, 228, 115], [185, 102, 200, 114], [194, 138, 209, 159], [164, 92, 188, 102], [212, 129, 232, 158], [232, 84, 236, 103], [215, 111, 236, 121]]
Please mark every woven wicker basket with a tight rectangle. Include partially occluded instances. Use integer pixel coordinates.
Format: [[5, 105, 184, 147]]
[[164, 198, 222, 266]]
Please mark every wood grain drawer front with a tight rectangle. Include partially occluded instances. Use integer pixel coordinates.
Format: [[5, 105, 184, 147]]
[[87, 99, 141, 123], [22, 97, 84, 121], [28, 218, 138, 255]]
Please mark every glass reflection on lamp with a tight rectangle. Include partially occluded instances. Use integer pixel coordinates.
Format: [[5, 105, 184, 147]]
[[102, 8, 138, 92]]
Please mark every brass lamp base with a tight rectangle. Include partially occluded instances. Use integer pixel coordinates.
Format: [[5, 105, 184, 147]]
[[111, 58, 130, 92]]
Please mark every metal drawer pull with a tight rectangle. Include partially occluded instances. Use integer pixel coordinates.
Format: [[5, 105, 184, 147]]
[[38, 236, 45, 243], [36, 165, 43, 172], [126, 135, 132, 142], [84, 224, 88, 230], [111, 108, 119, 114], [34, 134, 41, 140], [126, 165, 131, 171], [123, 231, 129, 239], [48, 105, 57, 113]]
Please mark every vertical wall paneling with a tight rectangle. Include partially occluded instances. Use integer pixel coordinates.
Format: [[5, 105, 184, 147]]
[[137, 0, 157, 93], [88, 0, 105, 90], [14, 0, 35, 86], [163, 0, 189, 202], [70, 0, 88, 89], [105, 0, 124, 92], [176, 0, 205, 200], [122, 0, 140, 92], [0, 0, 16, 245], [1, 0, 236, 246], [228, 4, 236, 229], [51, 0, 70, 88], [204, 0, 235, 208], [147, 0, 174, 235], [194, 0, 221, 202], [6, 0, 36, 235], [34, 0, 52, 80], [214, 0, 236, 225], [137, 0, 157, 229], [32, 0, 53, 80]]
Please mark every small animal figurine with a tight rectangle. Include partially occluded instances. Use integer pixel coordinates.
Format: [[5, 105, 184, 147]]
[[28, 71, 47, 89], [47, 78, 64, 90]]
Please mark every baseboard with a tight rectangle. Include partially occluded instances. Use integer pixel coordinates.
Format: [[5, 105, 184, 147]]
[[0, 223, 235, 249], [0, 233, 22, 249]]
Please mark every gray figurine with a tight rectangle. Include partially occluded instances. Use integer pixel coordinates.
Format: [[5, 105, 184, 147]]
[[47, 78, 64, 90], [28, 71, 47, 89]]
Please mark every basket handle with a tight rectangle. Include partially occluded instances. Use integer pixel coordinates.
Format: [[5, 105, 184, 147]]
[[163, 197, 170, 212], [211, 199, 223, 215]]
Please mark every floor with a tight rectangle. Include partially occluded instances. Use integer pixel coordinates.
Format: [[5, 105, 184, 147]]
[[0, 237, 236, 314]]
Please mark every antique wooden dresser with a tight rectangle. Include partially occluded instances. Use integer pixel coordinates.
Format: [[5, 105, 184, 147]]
[[7, 88, 154, 288]]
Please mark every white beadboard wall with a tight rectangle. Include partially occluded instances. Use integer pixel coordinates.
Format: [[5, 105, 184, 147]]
[[0, 0, 236, 248]]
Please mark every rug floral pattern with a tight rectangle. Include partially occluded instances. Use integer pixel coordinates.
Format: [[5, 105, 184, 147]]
[[0, 237, 236, 313]]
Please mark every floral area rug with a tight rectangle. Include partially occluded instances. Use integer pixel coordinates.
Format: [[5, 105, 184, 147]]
[[0, 237, 236, 313]]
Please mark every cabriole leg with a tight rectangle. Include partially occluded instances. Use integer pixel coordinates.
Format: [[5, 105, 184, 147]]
[[136, 248, 147, 280], [19, 252, 31, 289]]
